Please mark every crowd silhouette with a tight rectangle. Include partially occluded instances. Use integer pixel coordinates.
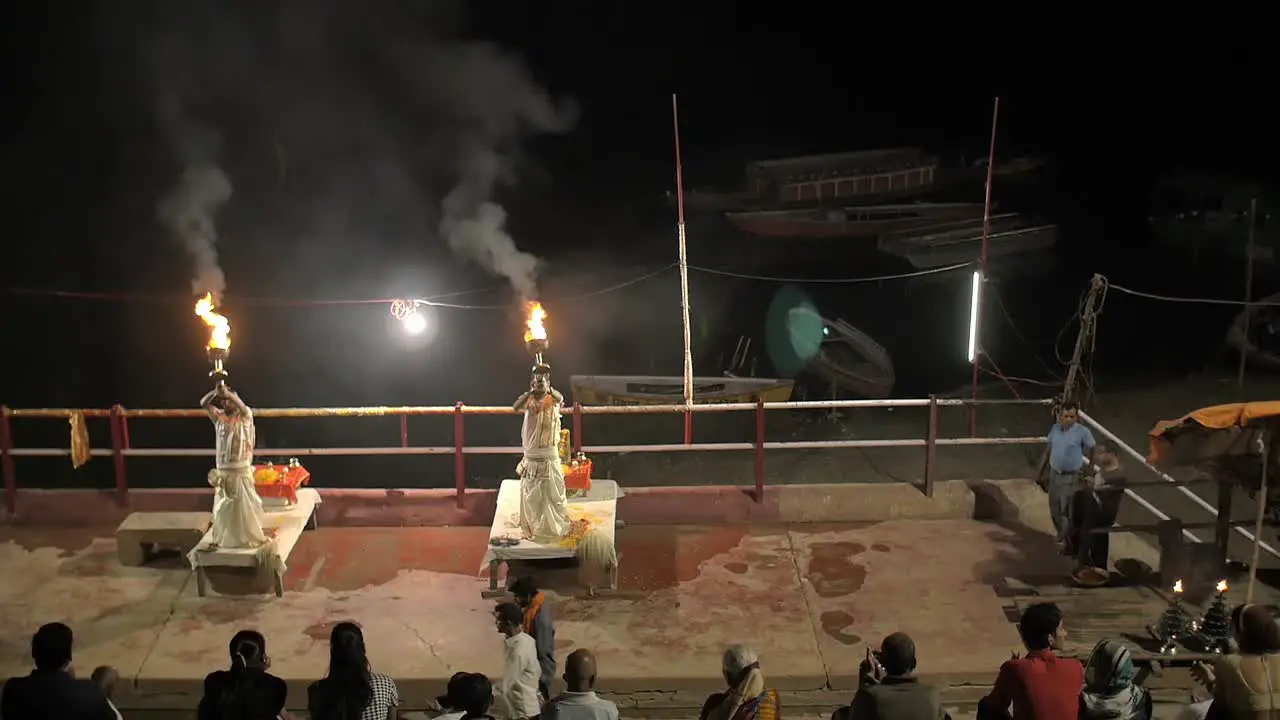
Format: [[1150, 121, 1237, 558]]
[[3, 584, 1279, 720]]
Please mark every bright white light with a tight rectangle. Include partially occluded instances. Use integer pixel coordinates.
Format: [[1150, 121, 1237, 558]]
[[967, 270, 981, 363], [402, 311, 427, 335]]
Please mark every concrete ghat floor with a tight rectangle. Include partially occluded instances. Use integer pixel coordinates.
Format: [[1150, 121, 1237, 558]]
[[0, 521, 1062, 713]]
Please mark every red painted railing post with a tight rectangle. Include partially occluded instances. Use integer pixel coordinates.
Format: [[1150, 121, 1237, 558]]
[[0, 406, 16, 516], [571, 403, 583, 454], [753, 397, 765, 503], [400, 414, 409, 448], [453, 403, 465, 509], [924, 395, 939, 498], [109, 405, 129, 506]]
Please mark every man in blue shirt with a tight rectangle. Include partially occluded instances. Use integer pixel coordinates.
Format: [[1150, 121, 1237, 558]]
[[1045, 402, 1096, 553]]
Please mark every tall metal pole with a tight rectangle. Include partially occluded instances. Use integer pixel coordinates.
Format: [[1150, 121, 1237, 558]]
[[672, 94, 694, 444], [969, 97, 999, 436], [1238, 197, 1258, 388]]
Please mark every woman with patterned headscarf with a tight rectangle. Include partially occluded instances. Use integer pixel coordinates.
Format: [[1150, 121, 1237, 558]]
[[699, 645, 779, 720], [1080, 640, 1152, 720]]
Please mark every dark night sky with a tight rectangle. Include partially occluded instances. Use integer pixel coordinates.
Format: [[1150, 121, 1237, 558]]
[[1, 3, 1275, 412]]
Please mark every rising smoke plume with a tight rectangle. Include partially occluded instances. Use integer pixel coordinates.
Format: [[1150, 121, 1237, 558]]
[[138, 2, 573, 300], [428, 43, 577, 300], [152, 34, 232, 297]]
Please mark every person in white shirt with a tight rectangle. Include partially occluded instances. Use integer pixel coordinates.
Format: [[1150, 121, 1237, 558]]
[[495, 602, 541, 720], [543, 649, 618, 720]]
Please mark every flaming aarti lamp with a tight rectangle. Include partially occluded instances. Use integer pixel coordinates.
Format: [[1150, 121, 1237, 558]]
[[1201, 579, 1232, 652], [208, 345, 230, 386], [524, 302, 551, 375], [195, 292, 232, 388], [1155, 579, 1193, 654]]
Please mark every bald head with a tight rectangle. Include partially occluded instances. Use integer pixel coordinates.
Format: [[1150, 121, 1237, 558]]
[[564, 648, 597, 691]]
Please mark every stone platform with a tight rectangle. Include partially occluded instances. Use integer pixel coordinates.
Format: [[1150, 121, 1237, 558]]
[[0, 518, 1178, 716]]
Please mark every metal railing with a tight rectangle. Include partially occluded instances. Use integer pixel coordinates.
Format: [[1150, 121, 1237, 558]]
[[0, 397, 1053, 514]]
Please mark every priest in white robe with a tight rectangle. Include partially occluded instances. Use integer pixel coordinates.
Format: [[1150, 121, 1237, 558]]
[[513, 372, 572, 543], [196, 385, 268, 552]]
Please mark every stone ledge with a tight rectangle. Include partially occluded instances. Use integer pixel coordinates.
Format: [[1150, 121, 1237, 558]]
[[110, 680, 1200, 716]]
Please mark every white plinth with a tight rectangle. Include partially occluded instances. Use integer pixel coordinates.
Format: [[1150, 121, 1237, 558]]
[[190, 488, 321, 597], [481, 479, 620, 594]]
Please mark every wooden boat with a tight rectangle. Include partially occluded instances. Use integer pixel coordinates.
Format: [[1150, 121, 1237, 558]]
[[806, 319, 896, 399], [1150, 175, 1279, 265], [569, 375, 794, 406], [1226, 292, 1280, 372], [747, 147, 939, 205], [877, 213, 1058, 269], [725, 201, 985, 239]]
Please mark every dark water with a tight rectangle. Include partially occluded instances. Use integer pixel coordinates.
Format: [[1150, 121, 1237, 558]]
[[2, 183, 1269, 492]]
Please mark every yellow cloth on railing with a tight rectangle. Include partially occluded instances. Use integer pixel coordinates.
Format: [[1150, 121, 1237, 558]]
[[69, 412, 91, 469]]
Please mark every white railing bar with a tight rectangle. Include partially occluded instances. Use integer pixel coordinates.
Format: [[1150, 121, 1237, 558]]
[[1080, 411, 1280, 558], [762, 439, 925, 450], [933, 437, 1045, 446], [582, 443, 756, 453]]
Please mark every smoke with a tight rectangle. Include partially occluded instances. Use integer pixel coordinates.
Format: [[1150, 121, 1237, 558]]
[[136, 2, 575, 300], [428, 43, 578, 300], [152, 35, 232, 297]]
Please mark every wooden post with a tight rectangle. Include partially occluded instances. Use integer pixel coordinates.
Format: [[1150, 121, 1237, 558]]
[[924, 396, 938, 498], [1238, 197, 1258, 388], [1063, 275, 1105, 406], [1215, 476, 1234, 576], [1247, 426, 1272, 602]]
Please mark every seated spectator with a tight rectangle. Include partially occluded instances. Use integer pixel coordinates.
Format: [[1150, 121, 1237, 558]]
[[434, 671, 477, 720], [698, 645, 780, 720], [197, 629, 290, 720], [1079, 640, 1151, 720], [307, 621, 400, 720], [543, 648, 619, 720], [91, 666, 124, 720], [459, 673, 498, 720], [0, 622, 119, 720], [978, 602, 1082, 720], [1191, 603, 1280, 720], [833, 632, 948, 720]]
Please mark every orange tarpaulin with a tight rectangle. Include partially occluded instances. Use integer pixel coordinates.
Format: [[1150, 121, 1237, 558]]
[[1148, 401, 1280, 464]]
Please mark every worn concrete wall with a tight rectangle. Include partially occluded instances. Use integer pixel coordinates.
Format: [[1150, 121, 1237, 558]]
[[1, 478, 993, 527]]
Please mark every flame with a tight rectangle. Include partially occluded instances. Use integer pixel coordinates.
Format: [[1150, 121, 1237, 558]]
[[523, 302, 547, 343], [1217, 579, 1229, 593], [195, 292, 231, 351], [1173, 579, 1184, 593]]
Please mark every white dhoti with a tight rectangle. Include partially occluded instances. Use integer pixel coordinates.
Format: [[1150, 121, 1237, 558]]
[[517, 447, 571, 542], [206, 466, 268, 549]]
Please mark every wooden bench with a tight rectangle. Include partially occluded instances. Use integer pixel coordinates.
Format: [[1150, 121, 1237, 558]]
[[116, 512, 212, 567]]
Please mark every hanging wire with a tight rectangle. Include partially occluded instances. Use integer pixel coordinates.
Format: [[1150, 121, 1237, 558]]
[[688, 261, 969, 283], [3, 258, 974, 311], [2, 264, 679, 311], [1106, 282, 1280, 307]]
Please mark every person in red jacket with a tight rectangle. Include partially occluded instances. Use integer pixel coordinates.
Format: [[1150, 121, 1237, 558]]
[[979, 603, 1083, 720]]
